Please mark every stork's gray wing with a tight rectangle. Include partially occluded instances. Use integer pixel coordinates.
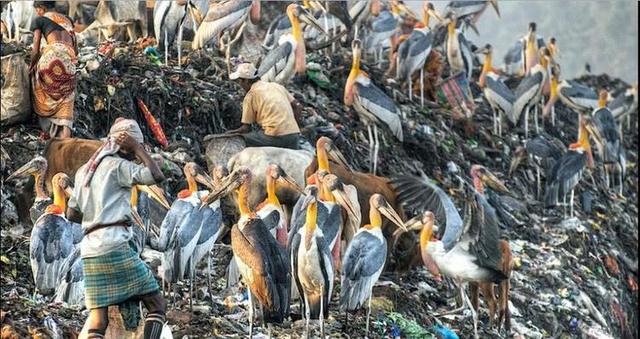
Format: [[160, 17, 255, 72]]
[[342, 231, 386, 280], [486, 75, 515, 103], [370, 10, 396, 33], [504, 39, 523, 65], [263, 13, 291, 49], [512, 71, 544, 123], [458, 32, 474, 79], [355, 81, 403, 141], [232, 218, 290, 322], [392, 174, 463, 251], [192, 0, 251, 49], [319, 204, 342, 246], [261, 209, 281, 232], [158, 200, 193, 251], [544, 151, 587, 207], [197, 204, 223, 245], [257, 41, 294, 78], [562, 81, 598, 101], [154, 0, 186, 50], [463, 192, 504, 276], [526, 135, 565, 161], [593, 108, 623, 163], [54, 246, 84, 306]]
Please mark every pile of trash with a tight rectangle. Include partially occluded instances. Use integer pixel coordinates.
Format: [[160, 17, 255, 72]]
[[1, 35, 637, 338]]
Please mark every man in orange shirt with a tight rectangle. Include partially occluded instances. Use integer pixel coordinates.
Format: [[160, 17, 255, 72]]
[[226, 63, 303, 150]]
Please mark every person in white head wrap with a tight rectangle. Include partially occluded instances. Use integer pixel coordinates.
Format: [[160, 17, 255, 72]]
[[66, 117, 168, 339]]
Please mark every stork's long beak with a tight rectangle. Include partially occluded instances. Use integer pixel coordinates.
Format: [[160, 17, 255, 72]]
[[137, 185, 171, 210], [489, 0, 500, 17], [187, 2, 203, 27], [299, 190, 318, 211], [201, 172, 243, 207], [467, 20, 480, 35], [475, 46, 490, 55], [326, 144, 353, 172], [378, 201, 407, 232], [131, 208, 145, 228], [427, 8, 444, 22], [194, 169, 217, 191], [7, 159, 39, 181], [278, 173, 304, 194], [481, 171, 509, 194], [298, 7, 327, 35], [508, 148, 526, 176], [330, 188, 360, 225]]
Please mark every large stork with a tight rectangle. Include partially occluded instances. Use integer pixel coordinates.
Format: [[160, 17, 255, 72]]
[[509, 134, 566, 199], [443, 0, 500, 26], [345, 39, 403, 174], [257, 4, 326, 84], [586, 104, 626, 195], [512, 47, 552, 138], [397, 2, 442, 106], [477, 44, 515, 136], [445, 14, 474, 81], [340, 194, 406, 337], [202, 167, 290, 338], [6, 156, 51, 225], [30, 173, 82, 296], [153, 0, 202, 65], [544, 115, 595, 217], [290, 186, 334, 338]]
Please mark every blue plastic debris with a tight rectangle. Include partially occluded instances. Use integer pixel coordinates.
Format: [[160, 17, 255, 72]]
[[434, 324, 459, 339]]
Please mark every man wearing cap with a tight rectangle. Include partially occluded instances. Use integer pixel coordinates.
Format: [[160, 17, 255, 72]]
[[66, 118, 168, 339], [227, 62, 303, 150]]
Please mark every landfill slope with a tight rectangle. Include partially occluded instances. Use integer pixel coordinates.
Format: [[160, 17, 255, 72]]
[[0, 39, 638, 338]]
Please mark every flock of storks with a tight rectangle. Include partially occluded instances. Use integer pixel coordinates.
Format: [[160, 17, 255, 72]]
[[4, 0, 638, 338]]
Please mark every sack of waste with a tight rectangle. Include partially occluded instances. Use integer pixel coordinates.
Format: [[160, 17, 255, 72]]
[[1, 52, 31, 125]]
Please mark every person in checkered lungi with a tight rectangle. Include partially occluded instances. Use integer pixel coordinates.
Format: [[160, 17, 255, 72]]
[[66, 118, 167, 339]]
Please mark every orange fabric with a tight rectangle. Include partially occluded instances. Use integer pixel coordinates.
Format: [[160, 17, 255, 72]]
[[177, 189, 192, 199], [32, 42, 76, 120]]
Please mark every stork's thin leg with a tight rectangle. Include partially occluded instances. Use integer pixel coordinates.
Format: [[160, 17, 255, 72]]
[[524, 106, 530, 139], [373, 124, 380, 175], [534, 103, 540, 134], [420, 67, 425, 108], [268, 323, 273, 339], [491, 105, 498, 135], [461, 285, 479, 339], [536, 166, 541, 200], [551, 105, 556, 127], [164, 29, 169, 66], [562, 193, 567, 218], [365, 291, 373, 337], [248, 289, 254, 337], [178, 19, 184, 68], [367, 124, 374, 173], [408, 75, 413, 101], [304, 292, 311, 339], [189, 267, 194, 311], [499, 111, 503, 136], [207, 254, 212, 302], [173, 283, 178, 304], [570, 189, 575, 218], [320, 285, 325, 338]]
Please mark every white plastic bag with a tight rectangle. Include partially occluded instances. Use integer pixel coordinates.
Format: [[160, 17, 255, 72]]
[[1, 52, 31, 125]]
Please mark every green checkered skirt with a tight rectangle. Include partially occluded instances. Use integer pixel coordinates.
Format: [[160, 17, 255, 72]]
[[82, 242, 159, 310]]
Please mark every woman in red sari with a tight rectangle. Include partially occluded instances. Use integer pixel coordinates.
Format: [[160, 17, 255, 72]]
[[30, 1, 78, 139]]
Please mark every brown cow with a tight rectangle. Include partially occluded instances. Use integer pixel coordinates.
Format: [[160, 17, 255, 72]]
[[43, 138, 101, 193]]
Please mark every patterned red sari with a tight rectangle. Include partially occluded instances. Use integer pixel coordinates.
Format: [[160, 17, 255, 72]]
[[32, 12, 77, 133]]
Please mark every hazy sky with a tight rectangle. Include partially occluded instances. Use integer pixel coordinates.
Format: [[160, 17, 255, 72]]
[[407, 1, 638, 84]]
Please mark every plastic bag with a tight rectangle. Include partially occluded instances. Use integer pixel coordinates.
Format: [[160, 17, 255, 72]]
[[1, 52, 31, 125]]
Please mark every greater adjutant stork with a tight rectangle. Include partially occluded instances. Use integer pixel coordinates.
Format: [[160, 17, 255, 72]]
[[543, 73, 600, 122], [445, 13, 474, 81], [340, 194, 406, 337], [30, 173, 82, 296], [258, 4, 326, 84], [397, 1, 442, 106], [512, 47, 552, 138], [202, 167, 291, 338], [477, 44, 514, 136], [421, 186, 508, 339], [6, 156, 51, 225], [345, 39, 403, 175], [443, 0, 500, 27], [509, 134, 565, 199], [160, 162, 216, 303], [586, 103, 626, 195], [544, 115, 595, 217], [290, 186, 334, 338], [153, 0, 201, 65]]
